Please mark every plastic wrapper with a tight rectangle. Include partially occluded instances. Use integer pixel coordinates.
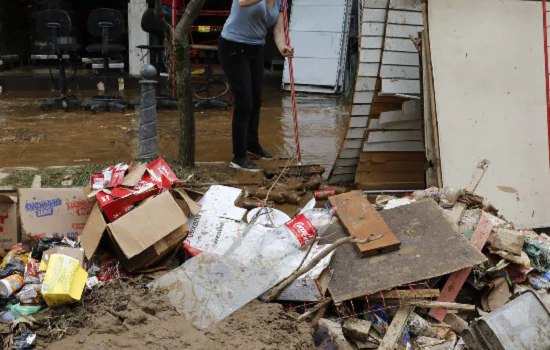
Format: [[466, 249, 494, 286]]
[[0, 259, 26, 280], [16, 284, 42, 305], [366, 307, 389, 336], [0, 244, 29, 269], [23, 258, 44, 285], [13, 330, 36, 350], [95, 252, 131, 282]]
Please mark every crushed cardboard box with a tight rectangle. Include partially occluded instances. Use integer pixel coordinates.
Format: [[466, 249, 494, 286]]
[[41, 254, 88, 307], [39, 247, 86, 271], [19, 188, 93, 243], [0, 195, 18, 250], [81, 190, 197, 272]]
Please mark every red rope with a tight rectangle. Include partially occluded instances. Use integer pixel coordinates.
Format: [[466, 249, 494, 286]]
[[281, 0, 302, 163]]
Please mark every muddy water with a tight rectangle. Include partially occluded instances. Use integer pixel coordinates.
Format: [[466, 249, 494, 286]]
[[0, 89, 349, 175]]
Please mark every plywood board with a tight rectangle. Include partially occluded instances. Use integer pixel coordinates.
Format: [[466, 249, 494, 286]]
[[429, 0, 549, 228], [327, 200, 487, 303], [329, 191, 400, 257], [380, 65, 419, 79]]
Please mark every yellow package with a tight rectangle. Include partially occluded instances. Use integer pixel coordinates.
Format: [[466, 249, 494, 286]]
[[41, 254, 88, 307]]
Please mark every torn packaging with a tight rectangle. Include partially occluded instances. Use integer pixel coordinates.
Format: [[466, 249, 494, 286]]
[[19, 188, 93, 243], [0, 195, 18, 250], [81, 191, 196, 272]]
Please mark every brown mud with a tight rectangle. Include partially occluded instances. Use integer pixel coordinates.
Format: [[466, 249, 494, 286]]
[[0, 87, 349, 175], [34, 278, 316, 350]]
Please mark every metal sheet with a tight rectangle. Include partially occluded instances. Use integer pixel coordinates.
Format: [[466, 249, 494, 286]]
[[327, 200, 487, 303]]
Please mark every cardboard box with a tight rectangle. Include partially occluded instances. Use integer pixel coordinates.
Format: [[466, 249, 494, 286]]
[[41, 254, 88, 307], [81, 191, 196, 272], [0, 195, 18, 250], [19, 188, 93, 242], [40, 247, 86, 271]]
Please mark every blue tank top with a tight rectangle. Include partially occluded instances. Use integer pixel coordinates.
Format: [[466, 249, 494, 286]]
[[221, 0, 283, 46]]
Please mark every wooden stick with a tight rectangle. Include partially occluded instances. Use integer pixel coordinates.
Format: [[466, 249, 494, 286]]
[[379, 306, 415, 350], [266, 235, 383, 302], [367, 289, 440, 300], [408, 301, 475, 311], [296, 298, 332, 322]]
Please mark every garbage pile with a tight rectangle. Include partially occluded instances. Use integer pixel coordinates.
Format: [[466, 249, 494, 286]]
[[0, 159, 549, 349]]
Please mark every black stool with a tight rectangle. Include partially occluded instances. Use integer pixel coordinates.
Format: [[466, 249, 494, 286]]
[[136, 8, 177, 109], [82, 8, 127, 114], [192, 45, 230, 110], [36, 9, 81, 112]]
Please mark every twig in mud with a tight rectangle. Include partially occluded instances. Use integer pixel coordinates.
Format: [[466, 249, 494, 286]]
[[296, 297, 332, 322], [266, 235, 383, 302]]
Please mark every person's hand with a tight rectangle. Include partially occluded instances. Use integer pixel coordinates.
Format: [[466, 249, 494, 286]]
[[281, 45, 294, 58]]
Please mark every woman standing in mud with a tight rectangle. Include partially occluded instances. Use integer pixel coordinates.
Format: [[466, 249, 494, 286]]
[[219, 0, 294, 171]]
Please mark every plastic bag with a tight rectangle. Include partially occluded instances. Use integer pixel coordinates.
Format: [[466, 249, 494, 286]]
[[6, 303, 42, 319], [30, 237, 72, 261], [0, 259, 26, 279], [13, 330, 36, 350], [0, 244, 29, 269]]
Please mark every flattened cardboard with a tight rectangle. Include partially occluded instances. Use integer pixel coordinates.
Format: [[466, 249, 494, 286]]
[[0, 195, 18, 250], [122, 163, 148, 187], [108, 191, 186, 259], [40, 247, 85, 270], [327, 200, 487, 303], [19, 188, 93, 242]]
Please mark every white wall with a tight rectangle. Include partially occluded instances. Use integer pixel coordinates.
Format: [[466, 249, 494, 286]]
[[128, 0, 149, 76]]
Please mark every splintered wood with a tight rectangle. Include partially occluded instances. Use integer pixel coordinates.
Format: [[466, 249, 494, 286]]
[[329, 191, 400, 257]]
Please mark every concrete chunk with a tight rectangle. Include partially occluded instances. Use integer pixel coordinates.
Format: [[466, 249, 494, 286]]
[[342, 318, 372, 342]]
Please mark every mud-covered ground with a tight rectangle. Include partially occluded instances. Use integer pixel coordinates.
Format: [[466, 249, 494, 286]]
[[32, 278, 316, 350]]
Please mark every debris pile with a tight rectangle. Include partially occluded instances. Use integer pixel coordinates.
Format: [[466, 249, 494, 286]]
[[0, 159, 548, 349]]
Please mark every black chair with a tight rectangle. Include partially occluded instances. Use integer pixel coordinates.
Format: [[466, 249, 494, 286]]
[[82, 8, 127, 114], [36, 9, 81, 111], [191, 45, 230, 110], [137, 9, 177, 109]]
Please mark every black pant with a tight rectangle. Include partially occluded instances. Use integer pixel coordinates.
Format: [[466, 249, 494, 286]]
[[218, 37, 264, 159]]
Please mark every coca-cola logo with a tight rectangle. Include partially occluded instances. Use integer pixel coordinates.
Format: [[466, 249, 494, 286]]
[[286, 214, 317, 247]]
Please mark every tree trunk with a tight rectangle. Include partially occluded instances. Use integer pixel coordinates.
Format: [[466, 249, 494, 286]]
[[175, 34, 195, 166]]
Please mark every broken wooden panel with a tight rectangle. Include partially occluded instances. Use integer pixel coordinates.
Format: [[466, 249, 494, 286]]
[[363, 140, 424, 152], [369, 118, 421, 130], [389, 0, 421, 11], [367, 130, 423, 143], [380, 65, 420, 79], [327, 200, 488, 303], [329, 191, 401, 257], [488, 228, 525, 256]]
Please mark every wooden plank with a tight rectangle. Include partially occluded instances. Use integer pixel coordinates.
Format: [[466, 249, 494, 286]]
[[380, 65, 420, 79], [363, 9, 387, 22], [329, 191, 401, 257], [389, 0, 422, 11], [365, 0, 389, 9], [379, 306, 415, 350], [382, 52, 419, 66], [422, 30, 437, 188], [422, 5, 442, 187], [363, 141, 424, 152], [429, 214, 493, 322], [362, 23, 385, 36], [387, 10, 423, 26], [358, 160, 425, 173], [354, 91, 375, 104], [358, 63, 380, 77], [488, 228, 525, 255], [384, 38, 418, 52], [361, 37, 384, 49], [360, 49, 382, 63], [355, 171, 424, 182], [349, 117, 369, 128], [360, 152, 426, 162], [340, 148, 362, 158], [379, 109, 421, 124], [367, 130, 423, 143], [332, 165, 359, 176], [346, 127, 367, 139], [367, 289, 440, 300], [356, 180, 425, 190], [409, 301, 475, 311], [327, 200, 487, 303], [352, 104, 372, 116], [356, 77, 377, 91], [381, 79, 420, 94], [386, 24, 423, 39], [369, 118, 422, 130], [448, 160, 490, 223], [344, 139, 364, 149], [335, 158, 360, 167]]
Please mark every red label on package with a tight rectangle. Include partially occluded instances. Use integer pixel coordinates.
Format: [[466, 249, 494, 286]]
[[146, 158, 178, 186], [90, 173, 105, 189], [285, 214, 317, 247], [107, 170, 126, 188], [314, 189, 336, 200]]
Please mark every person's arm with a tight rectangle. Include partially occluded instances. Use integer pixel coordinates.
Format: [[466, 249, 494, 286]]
[[274, 13, 294, 57], [238, 0, 262, 7]]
